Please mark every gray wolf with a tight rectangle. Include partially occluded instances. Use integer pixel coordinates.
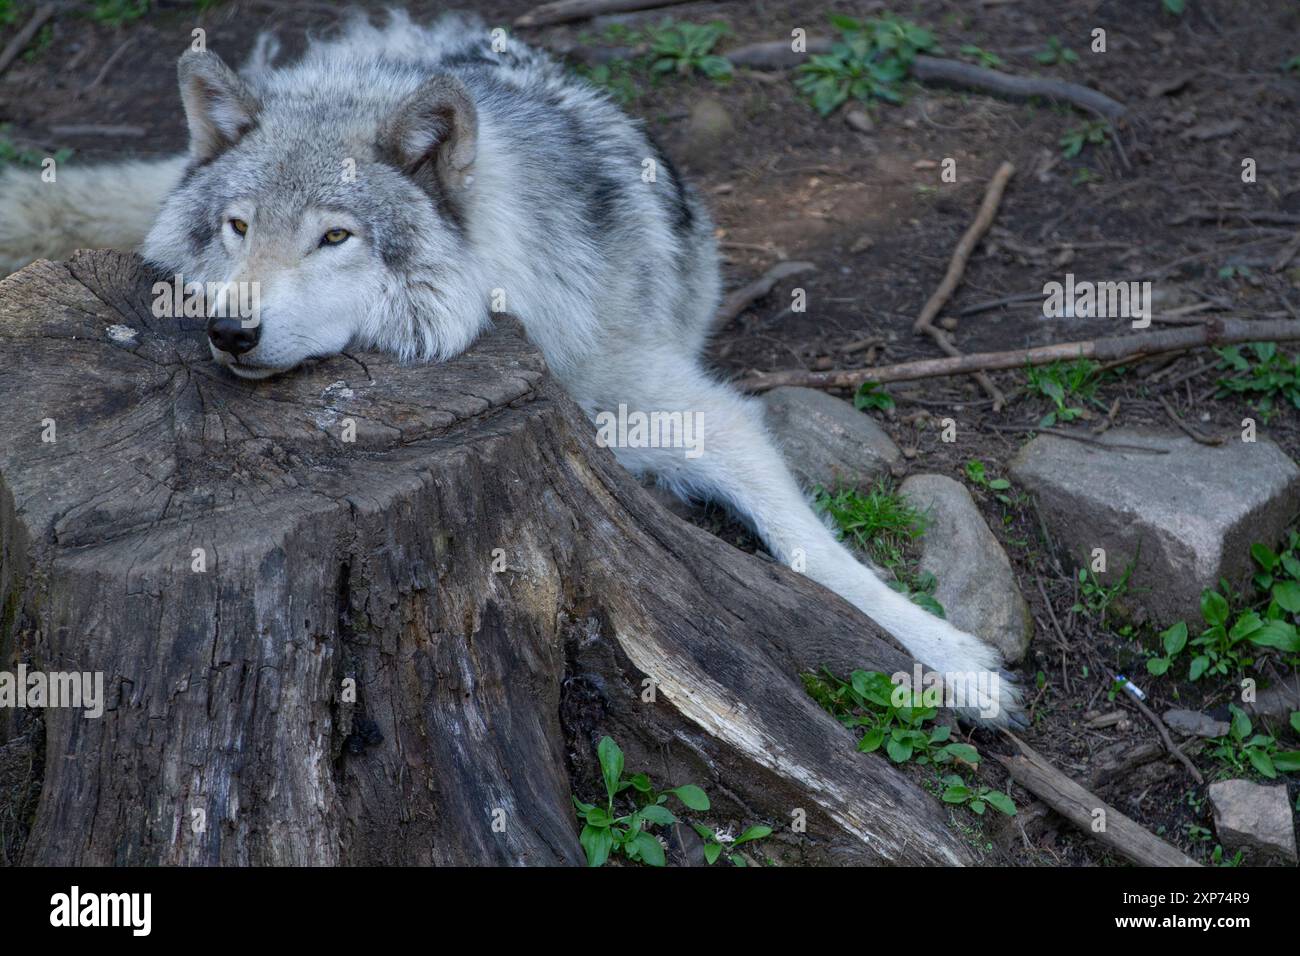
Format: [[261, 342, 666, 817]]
[[0, 10, 1022, 725]]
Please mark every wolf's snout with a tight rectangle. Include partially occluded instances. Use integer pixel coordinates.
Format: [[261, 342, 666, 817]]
[[208, 316, 260, 355]]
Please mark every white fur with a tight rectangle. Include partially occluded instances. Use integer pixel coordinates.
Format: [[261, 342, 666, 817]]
[[0, 157, 186, 274], [0, 13, 1021, 726]]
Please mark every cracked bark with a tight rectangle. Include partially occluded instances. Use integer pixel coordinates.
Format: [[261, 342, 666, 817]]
[[0, 250, 973, 866]]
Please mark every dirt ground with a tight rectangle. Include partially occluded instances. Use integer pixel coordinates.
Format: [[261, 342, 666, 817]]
[[2, 0, 1299, 866]]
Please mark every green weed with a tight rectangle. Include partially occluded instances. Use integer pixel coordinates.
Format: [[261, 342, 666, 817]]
[[1205, 705, 1300, 780], [1023, 358, 1102, 427], [1214, 342, 1300, 423], [572, 735, 769, 867], [794, 13, 935, 116], [1034, 36, 1078, 66], [814, 480, 944, 616]]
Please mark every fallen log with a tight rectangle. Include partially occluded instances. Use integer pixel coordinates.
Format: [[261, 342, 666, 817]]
[[0, 250, 978, 866], [723, 39, 1126, 119], [996, 734, 1200, 867], [911, 55, 1126, 122], [515, 0, 697, 28], [735, 318, 1300, 393]]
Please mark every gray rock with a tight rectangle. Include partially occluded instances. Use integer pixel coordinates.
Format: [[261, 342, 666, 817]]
[[761, 387, 901, 492], [1162, 708, 1229, 738], [1208, 778, 1298, 863], [1008, 428, 1300, 624], [1245, 677, 1300, 722], [683, 97, 734, 162], [899, 474, 1033, 663]]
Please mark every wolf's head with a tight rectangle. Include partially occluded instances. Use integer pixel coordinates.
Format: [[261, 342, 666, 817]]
[[143, 48, 488, 378]]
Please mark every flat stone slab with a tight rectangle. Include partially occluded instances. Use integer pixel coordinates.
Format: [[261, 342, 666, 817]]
[[761, 387, 900, 492], [900, 473, 1033, 663], [1009, 428, 1300, 624], [1163, 709, 1229, 739], [1208, 778, 1298, 863]]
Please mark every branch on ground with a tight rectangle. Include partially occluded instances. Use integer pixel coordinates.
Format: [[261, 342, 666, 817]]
[[735, 319, 1300, 392]]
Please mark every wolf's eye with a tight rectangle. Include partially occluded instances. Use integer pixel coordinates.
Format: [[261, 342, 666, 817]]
[[321, 228, 351, 246], [229, 218, 248, 237]]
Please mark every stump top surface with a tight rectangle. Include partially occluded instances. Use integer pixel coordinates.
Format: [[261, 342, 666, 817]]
[[0, 251, 547, 548]]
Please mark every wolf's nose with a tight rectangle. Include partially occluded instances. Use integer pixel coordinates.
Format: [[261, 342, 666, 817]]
[[207, 316, 260, 356]]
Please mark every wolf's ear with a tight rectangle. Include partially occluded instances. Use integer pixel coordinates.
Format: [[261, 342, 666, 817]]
[[378, 76, 478, 205], [177, 50, 259, 162]]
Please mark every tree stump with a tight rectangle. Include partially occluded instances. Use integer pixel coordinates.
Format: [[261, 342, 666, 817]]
[[0, 250, 975, 866]]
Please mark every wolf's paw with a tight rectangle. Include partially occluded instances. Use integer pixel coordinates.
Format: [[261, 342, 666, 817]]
[[955, 667, 1027, 730], [927, 626, 1027, 730]]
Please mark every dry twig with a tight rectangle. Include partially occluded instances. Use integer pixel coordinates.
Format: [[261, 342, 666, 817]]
[[735, 318, 1300, 392], [910, 161, 1015, 409], [0, 3, 56, 77], [716, 261, 815, 325]]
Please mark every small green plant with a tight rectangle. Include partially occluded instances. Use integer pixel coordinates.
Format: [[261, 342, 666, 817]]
[[1214, 342, 1300, 423], [853, 379, 894, 411], [571, 736, 710, 867], [1206, 705, 1300, 780], [1059, 119, 1111, 158], [646, 19, 733, 80], [0, 125, 73, 170], [958, 44, 1004, 69], [91, 0, 150, 26], [1210, 844, 1244, 866], [963, 459, 1012, 505], [814, 481, 943, 616], [940, 773, 1016, 816], [806, 669, 1016, 817], [1071, 561, 1134, 624], [691, 823, 772, 865], [0, 0, 20, 28], [1145, 619, 1188, 676], [1034, 36, 1079, 66], [1152, 529, 1300, 680], [1162, 0, 1187, 15], [794, 13, 936, 116], [804, 669, 982, 765], [1285, 54, 1300, 72], [575, 59, 641, 104], [1146, 575, 1300, 680], [1024, 358, 1102, 427]]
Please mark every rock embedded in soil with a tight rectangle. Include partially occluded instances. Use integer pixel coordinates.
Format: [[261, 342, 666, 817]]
[[1162, 709, 1229, 739], [1008, 428, 1300, 625], [682, 96, 735, 163], [899, 473, 1033, 663], [1245, 676, 1300, 722], [1207, 778, 1298, 863], [761, 387, 901, 492]]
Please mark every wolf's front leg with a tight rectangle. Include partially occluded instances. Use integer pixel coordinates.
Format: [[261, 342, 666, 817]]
[[603, 367, 1024, 727], [0, 155, 187, 276]]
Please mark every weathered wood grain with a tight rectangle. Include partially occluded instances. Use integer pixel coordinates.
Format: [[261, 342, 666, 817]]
[[0, 251, 974, 866]]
